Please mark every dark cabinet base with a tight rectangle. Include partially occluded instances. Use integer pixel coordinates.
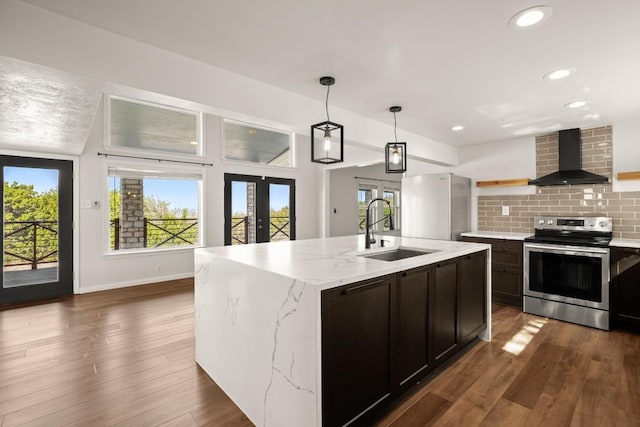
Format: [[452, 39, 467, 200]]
[[610, 247, 640, 334], [461, 237, 523, 309], [321, 250, 488, 426]]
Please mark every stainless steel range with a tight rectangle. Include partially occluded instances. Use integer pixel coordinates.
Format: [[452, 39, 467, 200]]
[[523, 216, 612, 330]]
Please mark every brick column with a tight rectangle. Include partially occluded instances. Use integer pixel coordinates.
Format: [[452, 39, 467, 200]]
[[120, 178, 145, 249], [246, 182, 256, 244]]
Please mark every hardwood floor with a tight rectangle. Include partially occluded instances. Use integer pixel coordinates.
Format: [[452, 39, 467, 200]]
[[376, 304, 640, 427], [1, 280, 638, 426], [0, 279, 251, 427]]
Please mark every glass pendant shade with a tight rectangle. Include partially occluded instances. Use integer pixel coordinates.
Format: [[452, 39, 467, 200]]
[[385, 142, 407, 173], [311, 76, 344, 164], [311, 120, 344, 164]]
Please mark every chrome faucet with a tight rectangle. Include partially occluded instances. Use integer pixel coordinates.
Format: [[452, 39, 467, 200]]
[[365, 198, 394, 249]]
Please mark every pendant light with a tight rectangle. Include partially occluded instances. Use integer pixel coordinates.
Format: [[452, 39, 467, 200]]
[[385, 106, 407, 173], [311, 76, 344, 164]]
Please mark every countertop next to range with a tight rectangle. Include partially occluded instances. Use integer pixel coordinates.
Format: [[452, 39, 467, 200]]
[[461, 232, 640, 249], [610, 238, 640, 249], [196, 234, 490, 291], [460, 231, 532, 241]]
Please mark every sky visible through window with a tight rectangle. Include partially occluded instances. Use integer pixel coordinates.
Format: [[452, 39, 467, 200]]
[[5, 167, 289, 214], [231, 181, 289, 215], [4, 167, 58, 193]]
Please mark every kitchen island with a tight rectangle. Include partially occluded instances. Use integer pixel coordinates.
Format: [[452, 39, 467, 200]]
[[195, 235, 491, 426]]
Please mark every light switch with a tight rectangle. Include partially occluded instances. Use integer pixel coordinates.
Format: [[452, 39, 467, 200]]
[[80, 200, 91, 209], [502, 205, 509, 216]]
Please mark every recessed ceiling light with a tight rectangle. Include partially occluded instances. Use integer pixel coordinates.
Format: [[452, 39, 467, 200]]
[[543, 68, 574, 80], [509, 6, 553, 29], [189, 141, 198, 145], [451, 125, 464, 131], [564, 101, 587, 109], [248, 128, 257, 134]]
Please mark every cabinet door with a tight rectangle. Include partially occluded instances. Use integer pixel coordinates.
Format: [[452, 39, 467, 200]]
[[459, 251, 487, 346], [431, 260, 458, 365], [611, 247, 640, 332], [395, 266, 431, 393], [322, 275, 394, 427]]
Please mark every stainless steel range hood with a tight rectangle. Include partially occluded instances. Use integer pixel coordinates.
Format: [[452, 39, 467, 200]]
[[528, 128, 609, 186]]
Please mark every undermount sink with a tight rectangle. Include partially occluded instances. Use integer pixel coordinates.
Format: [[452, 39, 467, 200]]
[[359, 247, 439, 262]]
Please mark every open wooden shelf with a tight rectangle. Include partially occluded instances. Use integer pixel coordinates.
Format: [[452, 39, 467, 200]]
[[617, 171, 640, 181], [475, 178, 530, 188]]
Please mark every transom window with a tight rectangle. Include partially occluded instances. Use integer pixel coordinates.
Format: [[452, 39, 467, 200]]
[[108, 96, 201, 156], [223, 120, 293, 167]]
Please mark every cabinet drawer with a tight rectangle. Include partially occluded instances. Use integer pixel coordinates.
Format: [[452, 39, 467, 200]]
[[493, 250, 521, 266], [492, 267, 521, 298]]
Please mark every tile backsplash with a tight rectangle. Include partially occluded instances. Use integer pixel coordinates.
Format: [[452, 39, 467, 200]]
[[478, 126, 640, 239]]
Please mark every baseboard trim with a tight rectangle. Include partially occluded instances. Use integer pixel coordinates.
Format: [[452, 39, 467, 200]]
[[76, 272, 194, 294]]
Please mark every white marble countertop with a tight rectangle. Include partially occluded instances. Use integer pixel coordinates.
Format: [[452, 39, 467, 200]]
[[199, 235, 490, 290], [460, 231, 532, 241], [610, 238, 640, 249]]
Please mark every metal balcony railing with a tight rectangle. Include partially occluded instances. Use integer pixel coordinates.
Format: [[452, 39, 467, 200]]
[[3, 220, 58, 269], [110, 217, 198, 250], [230, 215, 290, 245]]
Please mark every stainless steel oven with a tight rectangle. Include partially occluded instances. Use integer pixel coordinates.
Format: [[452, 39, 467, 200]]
[[523, 216, 612, 330]]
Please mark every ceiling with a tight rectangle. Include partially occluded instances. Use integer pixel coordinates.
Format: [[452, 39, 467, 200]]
[[0, 55, 102, 155], [14, 0, 640, 147]]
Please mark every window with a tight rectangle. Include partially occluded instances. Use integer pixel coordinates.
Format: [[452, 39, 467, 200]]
[[357, 180, 401, 234], [223, 120, 293, 167], [107, 163, 202, 252], [357, 182, 377, 233], [383, 185, 401, 231], [108, 96, 201, 156]]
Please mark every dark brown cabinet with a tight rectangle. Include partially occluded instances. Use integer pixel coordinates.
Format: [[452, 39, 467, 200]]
[[321, 250, 488, 426], [461, 237, 523, 308], [432, 260, 458, 365], [394, 266, 431, 393], [458, 251, 487, 346], [610, 246, 640, 333], [321, 275, 395, 427]]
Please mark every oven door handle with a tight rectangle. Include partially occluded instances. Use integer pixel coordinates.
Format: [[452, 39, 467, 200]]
[[524, 243, 609, 255]]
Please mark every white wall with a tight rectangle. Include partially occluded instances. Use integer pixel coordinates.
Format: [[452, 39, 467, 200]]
[[76, 100, 321, 293]]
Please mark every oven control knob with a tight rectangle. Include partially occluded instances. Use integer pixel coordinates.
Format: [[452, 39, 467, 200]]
[[538, 219, 545, 225], [547, 219, 554, 225], [599, 220, 608, 227]]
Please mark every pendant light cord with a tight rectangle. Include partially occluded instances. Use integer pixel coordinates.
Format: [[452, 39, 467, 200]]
[[393, 111, 398, 144], [325, 84, 331, 122]]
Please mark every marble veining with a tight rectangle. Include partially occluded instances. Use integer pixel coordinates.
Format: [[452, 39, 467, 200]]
[[263, 280, 314, 425]]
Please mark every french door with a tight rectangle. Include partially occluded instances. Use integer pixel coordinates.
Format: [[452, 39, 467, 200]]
[[0, 156, 73, 305], [224, 174, 295, 245]]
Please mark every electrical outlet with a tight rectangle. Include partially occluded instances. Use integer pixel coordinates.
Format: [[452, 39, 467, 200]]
[[502, 206, 510, 216], [155, 264, 162, 272]]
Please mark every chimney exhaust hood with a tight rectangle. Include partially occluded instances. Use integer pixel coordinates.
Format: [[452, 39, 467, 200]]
[[528, 128, 609, 186]]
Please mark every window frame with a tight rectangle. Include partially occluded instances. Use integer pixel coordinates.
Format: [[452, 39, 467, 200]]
[[104, 94, 204, 160], [103, 158, 205, 256], [221, 118, 296, 169], [382, 184, 401, 232], [357, 179, 401, 234]]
